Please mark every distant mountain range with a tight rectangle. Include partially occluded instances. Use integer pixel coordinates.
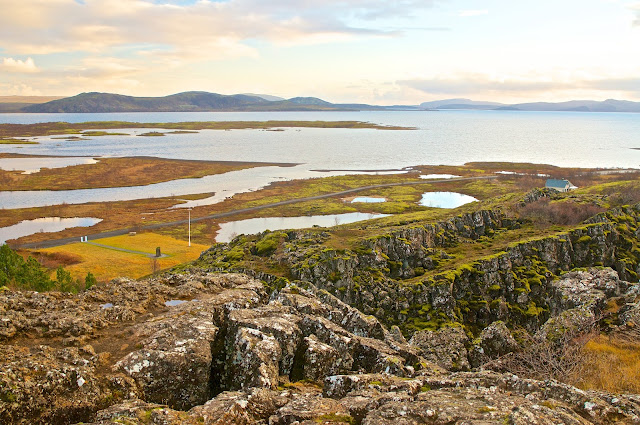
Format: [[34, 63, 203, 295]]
[[19, 92, 406, 113], [2, 92, 639, 113], [420, 98, 640, 112]]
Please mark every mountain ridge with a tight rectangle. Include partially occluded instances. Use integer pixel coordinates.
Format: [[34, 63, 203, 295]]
[[16, 91, 640, 113]]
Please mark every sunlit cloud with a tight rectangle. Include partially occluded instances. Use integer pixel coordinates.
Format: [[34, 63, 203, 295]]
[[0, 83, 42, 96], [1, 57, 39, 73], [0, 0, 438, 56], [399, 74, 640, 100], [459, 9, 488, 17]]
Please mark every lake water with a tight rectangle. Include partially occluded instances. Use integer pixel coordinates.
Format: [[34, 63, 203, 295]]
[[351, 197, 386, 203], [419, 192, 479, 208], [419, 174, 461, 179], [1, 110, 639, 209], [215, 212, 389, 243], [0, 157, 98, 174], [0, 217, 102, 244]]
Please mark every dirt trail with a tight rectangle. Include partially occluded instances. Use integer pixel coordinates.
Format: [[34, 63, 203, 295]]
[[14, 175, 496, 249]]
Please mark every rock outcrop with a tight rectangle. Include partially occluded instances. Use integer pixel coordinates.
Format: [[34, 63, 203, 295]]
[[2, 267, 639, 424], [194, 203, 640, 337]]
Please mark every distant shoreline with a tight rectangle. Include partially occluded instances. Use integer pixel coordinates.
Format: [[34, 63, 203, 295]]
[[0, 120, 415, 138]]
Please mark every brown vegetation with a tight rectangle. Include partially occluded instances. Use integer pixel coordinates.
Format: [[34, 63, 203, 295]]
[[570, 335, 640, 393], [0, 156, 291, 191], [0, 120, 413, 138], [519, 198, 606, 227]]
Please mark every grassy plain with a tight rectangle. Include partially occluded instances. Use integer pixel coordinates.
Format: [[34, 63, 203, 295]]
[[0, 155, 293, 191], [37, 233, 208, 281], [570, 335, 640, 393]]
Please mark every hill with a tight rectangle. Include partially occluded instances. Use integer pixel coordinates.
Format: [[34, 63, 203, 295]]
[[22, 91, 399, 113], [497, 99, 640, 112], [0, 95, 66, 113]]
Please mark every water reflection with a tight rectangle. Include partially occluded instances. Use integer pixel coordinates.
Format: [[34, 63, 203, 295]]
[[419, 174, 461, 179], [418, 192, 478, 208], [0, 217, 102, 244], [0, 157, 98, 174], [351, 197, 386, 203], [215, 212, 389, 243]]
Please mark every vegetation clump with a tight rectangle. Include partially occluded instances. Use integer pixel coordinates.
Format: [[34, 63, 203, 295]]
[[0, 244, 96, 292]]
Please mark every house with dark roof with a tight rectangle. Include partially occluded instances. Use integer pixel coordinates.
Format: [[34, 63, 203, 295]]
[[545, 178, 577, 192]]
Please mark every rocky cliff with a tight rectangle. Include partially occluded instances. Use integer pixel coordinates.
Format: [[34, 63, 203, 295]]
[[195, 202, 640, 337], [1, 268, 639, 424]]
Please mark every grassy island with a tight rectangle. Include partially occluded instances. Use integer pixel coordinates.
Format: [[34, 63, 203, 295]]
[[0, 120, 415, 138]]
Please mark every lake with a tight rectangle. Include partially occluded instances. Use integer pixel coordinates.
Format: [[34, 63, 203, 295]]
[[418, 192, 479, 208], [1, 110, 639, 209], [0, 217, 102, 244], [215, 212, 389, 243]]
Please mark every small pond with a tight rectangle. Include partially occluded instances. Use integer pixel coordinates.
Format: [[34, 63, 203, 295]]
[[0, 217, 103, 244], [419, 174, 461, 179], [215, 212, 389, 243], [418, 192, 478, 209], [0, 157, 99, 174], [351, 197, 386, 203], [165, 299, 189, 307]]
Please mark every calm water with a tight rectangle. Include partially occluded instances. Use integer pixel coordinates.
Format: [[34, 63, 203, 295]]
[[215, 212, 389, 243], [419, 192, 479, 208], [351, 197, 386, 203], [0, 217, 102, 244], [419, 174, 461, 179], [1, 110, 639, 209], [0, 157, 97, 174]]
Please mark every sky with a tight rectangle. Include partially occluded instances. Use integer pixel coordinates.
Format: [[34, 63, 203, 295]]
[[1, 0, 639, 104]]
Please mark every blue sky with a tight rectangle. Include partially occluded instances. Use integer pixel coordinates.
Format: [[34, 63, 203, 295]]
[[1, 0, 639, 103]]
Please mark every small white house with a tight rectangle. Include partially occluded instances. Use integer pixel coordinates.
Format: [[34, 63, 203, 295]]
[[545, 178, 577, 192]]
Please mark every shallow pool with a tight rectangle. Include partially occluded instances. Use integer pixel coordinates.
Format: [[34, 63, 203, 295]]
[[351, 197, 386, 203], [418, 192, 478, 208], [0, 217, 103, 244], [215, 212, 389, 243]]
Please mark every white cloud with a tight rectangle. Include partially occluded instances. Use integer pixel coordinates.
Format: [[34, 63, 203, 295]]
[[0, 0, 438, 57], [399, 73, 640, 101], [0, 83, 43, 96], [459, 9, 488, 17], [1, 57, 39, 73]]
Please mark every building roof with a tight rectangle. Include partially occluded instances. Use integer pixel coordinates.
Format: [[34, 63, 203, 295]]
[[545, 178, 571, 189]]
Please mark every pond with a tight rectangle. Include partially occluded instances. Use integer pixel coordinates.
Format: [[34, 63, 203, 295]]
[[418, 192, 478, 209], [165, 299, 189, 307], [215, 212, 389, 243], [419, 174, 461, 179], [351, 197, 386, 203], [0, 217, 103, 244], [0, 157, 98, 174]]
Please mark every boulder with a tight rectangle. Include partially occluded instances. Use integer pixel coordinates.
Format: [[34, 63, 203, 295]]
[[113, 300, 219, 410], [469, 320, 520, 368], [409, 326, 470, 371]]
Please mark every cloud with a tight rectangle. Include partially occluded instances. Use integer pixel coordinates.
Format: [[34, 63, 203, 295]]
[[0, 83, 43, 96], [632, 3, 640, 26], [399, 74, 640, 99], [400, 75, 562, 95], [1, 57, 39, 73], [459, 10, 488, 17], [0, 0, 439, 58]]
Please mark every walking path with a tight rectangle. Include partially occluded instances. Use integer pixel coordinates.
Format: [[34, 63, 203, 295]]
[[15, 175, 496, 249], [85, 241, 169, 258]]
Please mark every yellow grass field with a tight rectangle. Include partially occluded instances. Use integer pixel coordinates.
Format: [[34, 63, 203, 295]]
[[38, 232, 209, 282]]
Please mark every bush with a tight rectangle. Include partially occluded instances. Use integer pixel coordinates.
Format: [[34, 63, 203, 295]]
[[84, 272, 97, 290], [0, 244, 92, 293], [519, 199, 605, 227], [0, 245, 54, 291]]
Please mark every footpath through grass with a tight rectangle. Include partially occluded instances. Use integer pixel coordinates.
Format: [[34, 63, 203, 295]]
[[37, 233, 208, 281]]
